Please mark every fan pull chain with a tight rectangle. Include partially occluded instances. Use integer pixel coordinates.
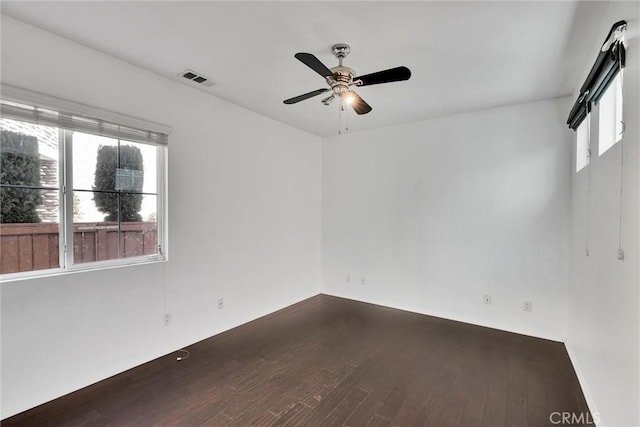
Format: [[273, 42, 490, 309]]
[[338, 98, 343, 135], [345, 100, 349, 133], [338, 98, 349, 135]]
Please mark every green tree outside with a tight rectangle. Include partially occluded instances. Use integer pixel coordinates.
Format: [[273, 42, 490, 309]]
[[93, 144, 143, 222], [0, 130, 42, 223]]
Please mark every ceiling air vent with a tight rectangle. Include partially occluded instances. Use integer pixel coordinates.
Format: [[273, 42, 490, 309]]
[[179, 69, 215, 87]]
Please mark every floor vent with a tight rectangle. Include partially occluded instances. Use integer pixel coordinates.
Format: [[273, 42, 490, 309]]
[[179, 69, 215, 87]]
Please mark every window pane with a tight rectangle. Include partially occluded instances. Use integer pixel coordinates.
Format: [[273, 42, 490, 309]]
[[0, 119, 59, 188], [72, 132, 158, 264], [615, 75, 623, 140], [576, 119, 589, 172], [72, 132, 118, 192], [73, 221, 119, 264], [1, 119, 61, 274], [598, 73, 622, 155], [119, 141, 157, 194], [0, 189, 60, 274], [73, 190, 107, 223], [141, 144, 157, 194], [123, 195, 157, 258], [72, 191, 157, 264], [73, 191, 118, 264]]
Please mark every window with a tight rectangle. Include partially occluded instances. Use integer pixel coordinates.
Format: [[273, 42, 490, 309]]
[[71, 134, 160, 263], [576, 119, 590, 172], [598, 72, 623, 155], [0, 86, 168, 278]]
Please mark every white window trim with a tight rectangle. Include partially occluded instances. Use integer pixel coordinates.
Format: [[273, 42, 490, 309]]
[[0, 85, 169, 282]]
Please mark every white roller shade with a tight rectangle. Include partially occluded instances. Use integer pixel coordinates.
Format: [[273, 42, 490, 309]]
[[0, 85, 169, 145]]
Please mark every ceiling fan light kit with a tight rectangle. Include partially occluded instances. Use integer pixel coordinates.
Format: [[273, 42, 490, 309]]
[[284, 43, 411, 125]]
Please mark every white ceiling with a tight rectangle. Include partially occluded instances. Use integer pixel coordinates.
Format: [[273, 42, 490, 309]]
[[1, 1, 610, 137]]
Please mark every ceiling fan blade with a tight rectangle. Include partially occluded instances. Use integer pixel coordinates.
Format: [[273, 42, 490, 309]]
[[283, 88, 329, 104], [348, 91, 372, 115], [354, 66, 411, 87], [295, 53, 334, 78]]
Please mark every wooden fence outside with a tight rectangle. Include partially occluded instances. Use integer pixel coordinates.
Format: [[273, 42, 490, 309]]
[[0, 222, 157, 274]]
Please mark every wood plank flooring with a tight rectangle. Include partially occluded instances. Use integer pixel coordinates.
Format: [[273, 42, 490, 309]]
[[3, 294, 593, 426]]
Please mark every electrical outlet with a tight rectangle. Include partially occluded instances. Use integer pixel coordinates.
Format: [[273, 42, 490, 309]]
[[524, 301, 532, 312], [617, 248, 625, 261], [346, 274, 351, 283], [360, 277, 366, 285], [217, 298, 224, 310], [164, 313, 172, 326], [483, 295, 491, 305]]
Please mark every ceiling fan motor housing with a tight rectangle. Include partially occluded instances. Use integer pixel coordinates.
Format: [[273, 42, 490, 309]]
[[328, 66, 355, 96]]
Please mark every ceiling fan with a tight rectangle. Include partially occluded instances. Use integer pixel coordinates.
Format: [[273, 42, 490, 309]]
[[283, 43, 411, 115]]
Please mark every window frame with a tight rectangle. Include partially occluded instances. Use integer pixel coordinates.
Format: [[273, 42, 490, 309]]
[[0, 85, 169, 281]]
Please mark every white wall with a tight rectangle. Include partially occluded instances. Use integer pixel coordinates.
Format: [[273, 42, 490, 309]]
[[3, 3, 638, 424], [566, 2, 640, 426], [322, 97, 572, 341], [0, 15, 322, 419]]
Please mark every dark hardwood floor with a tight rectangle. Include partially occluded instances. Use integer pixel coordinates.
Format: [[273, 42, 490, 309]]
[[3, 294, 593, 426]]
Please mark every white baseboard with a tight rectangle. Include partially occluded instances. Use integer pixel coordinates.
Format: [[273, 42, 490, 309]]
[[564, 343, 601, 427], [320, 291, 564, 342]]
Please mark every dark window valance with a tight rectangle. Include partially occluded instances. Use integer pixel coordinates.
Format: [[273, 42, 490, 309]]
[[567, 20, 626, 131]]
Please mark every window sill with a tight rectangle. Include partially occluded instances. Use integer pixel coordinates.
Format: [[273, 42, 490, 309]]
[[0, 255, 167, 284]]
